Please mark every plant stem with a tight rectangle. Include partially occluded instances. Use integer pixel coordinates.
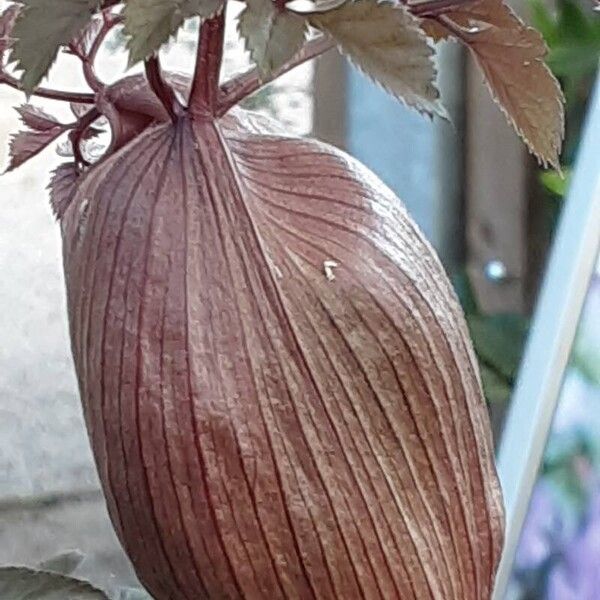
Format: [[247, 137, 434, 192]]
[[83, 14, 118, 92], [217, 35, 335, 117], [0, 70, 96, 103], [69, 27, 105, 92], [407, 0, 475, 16], [145, 56, 178, 121], [434, 13, 468, 37], [189, 10, 226, 115], [69, 106, 101, 167]]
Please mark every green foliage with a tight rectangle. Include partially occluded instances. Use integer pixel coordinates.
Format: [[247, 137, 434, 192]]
[[531, 0, 600, 83], [454, 272, 529, 405], [10, 0, 99, 93], [124, 0, 223, 66], [530, 0, 600, 161], [467, 314, 529, 381], [540, 167, 571, 197], [479, 363, 517, 406]]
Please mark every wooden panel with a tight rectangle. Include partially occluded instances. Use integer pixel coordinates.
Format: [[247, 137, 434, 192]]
[[463, 0, 554, 316], [465, 54, 530, 314], [432, 42, 467, 274], [312, 49, 346, 149]]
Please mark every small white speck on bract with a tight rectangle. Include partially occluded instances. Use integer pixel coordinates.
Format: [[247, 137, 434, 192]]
[[267, 253, 283, 280], [323, 260, 339, 282], [273, 265, 283, 280]]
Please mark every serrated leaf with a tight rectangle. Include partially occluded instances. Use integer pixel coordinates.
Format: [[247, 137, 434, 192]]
[[424, 1, 565, 168], [16, 104, 62, 131], [6, 125, 66, 172], [0, 4, 20, 55], [238, 0, 307, 77], [309, 0, 444, 117], [37, 550, 85, 576], [0, 566, 108, 599], [124, 0, 224, 65], [48, 163, 79, 219], [10, 0, 99, 93]]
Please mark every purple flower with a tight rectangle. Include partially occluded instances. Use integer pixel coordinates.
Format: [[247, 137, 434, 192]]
[[547, 487, 600, 599], [515, 482, 563, 572], [551, 371, 597, 436]]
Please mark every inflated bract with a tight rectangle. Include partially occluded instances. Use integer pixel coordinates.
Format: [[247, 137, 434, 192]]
[[59, 86, 504, 599]]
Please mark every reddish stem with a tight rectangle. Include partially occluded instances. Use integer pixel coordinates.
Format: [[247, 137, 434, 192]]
[[217, 35, 334, 117], [69, 34, 102, 92], [433, 13, 468, 37], [67, 12, 122, 92], [145, 56, 178, 121], [408, 0, 476, 17], [69, 106, 102, 167], [189, 10, 226, 115], [83, 15, 115, 91], [0, 70, 96, 103]]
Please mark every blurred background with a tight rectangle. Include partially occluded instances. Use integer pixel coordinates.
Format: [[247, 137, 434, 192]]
[[0, 0, 598, 597]]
